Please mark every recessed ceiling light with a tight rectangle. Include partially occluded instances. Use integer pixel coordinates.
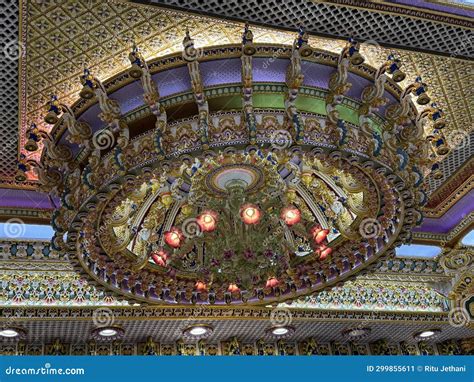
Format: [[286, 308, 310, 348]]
[[91, 326, 124, 341], [189, 327, 208, 336], [341, 327, 371, 340], [348, 328, 368, 337], [266, 325, 295, 338], [99, 328, 118, 337], [0, 329, 19, 338], [182, 325, 213, 339], [272, 327, 289, 336], [419, 330, 435, 338], [414, 329, 440, 340]]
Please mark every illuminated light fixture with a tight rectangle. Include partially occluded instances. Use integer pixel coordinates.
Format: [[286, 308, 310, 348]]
[[341, 327, 371, 340], [280, 206, 301, 226], [266, 277, 280, 288], [0, 329, 19, 338], [240, 204, 261, 225], [228, 283, 240, 293], [99, 328, 118, 337], [197, 210, 218, 232], [39, 26, 439, 306], [150, 248, 168, 267], [195, 281, 207, 292], [182, 324, 213, 339], [414, 329, 440, 340], [0, 327, 26, 340], [164, 227, 184, 248], [91, 326, 125, 341], [265, 325, 295, 339], [272, 327, 288, 335], [315, 244, 333, 260], [309, 225, 329, 244]]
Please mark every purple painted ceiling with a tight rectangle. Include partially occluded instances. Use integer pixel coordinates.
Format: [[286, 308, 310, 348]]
[[71, 58, 399, 141], [389, 0, 474, 17], [0, 188, 55, 210], [414, 190, 474, 233]]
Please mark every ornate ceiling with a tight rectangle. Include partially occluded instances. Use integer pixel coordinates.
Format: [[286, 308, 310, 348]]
[[0, 0, 472, 354], [0, 0, 471, 194]]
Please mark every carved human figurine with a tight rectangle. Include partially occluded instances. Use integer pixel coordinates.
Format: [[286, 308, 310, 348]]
[[242, 22, 256, 55], [302, 337, 318, 355], [44, 95, 62, 124], [144, 336, 158, 355], [15, 153, 30, 182], [345, 37, 364, 65], [384, 54, 406, 82], [295, 25, 312, 57], [227, 336, 241, 355], [79, 68, 99, 99], [51, 339, 64, 355], [128, 45, 145, 78], [24, 123, 42, 152]]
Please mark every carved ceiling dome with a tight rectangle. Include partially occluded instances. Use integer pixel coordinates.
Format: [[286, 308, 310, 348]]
[[28, 26, 449, 305]]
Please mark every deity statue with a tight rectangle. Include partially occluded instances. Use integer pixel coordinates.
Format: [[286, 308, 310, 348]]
[[44, 94, 62, 124], [384, 54, 406, 82], [24, 123, 42, 152], [143, 336, 158, 355], [294, 25, 312, 57], [15, 153, 30, 182], [242, 23, 256, 56], [128, 45, 145, 78], [227, 336, 241, 355], [345, 37, 364, 65], [79, 68, 99, 99]]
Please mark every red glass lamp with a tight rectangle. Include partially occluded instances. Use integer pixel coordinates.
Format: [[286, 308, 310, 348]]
[[197, 210, 218, 232], [240, 204, 262, 225], [164, 227, 184, 248], [280, 206, 301, 226], [151, 248, 168, 267], [309, 224, 329, 244]]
